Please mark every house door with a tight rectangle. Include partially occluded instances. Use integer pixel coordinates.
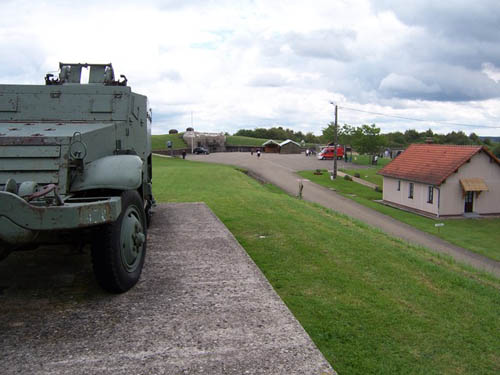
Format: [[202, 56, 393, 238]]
[[464, 191, 474, 213]]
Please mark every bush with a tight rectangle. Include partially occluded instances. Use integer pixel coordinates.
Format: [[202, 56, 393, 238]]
[[354, 172, 361, 178], [169, 129, 178, 134], [492, 143, 500, 158], [344, 174, 352, 181]]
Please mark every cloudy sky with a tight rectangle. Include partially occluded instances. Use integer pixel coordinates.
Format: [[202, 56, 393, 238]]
[[1, 0, 500, 136]]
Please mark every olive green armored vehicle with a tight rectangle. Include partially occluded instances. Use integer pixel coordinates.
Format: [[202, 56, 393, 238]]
[[0, 63, 153, 293]]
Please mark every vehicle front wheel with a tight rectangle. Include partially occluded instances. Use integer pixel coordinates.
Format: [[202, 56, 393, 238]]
[[91, 190, 147, 293], [0, 245, 10, 262]]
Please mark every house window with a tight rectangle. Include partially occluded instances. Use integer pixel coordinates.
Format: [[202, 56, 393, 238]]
[[408, 183, 414, 199], [397, 180, 401, 191], [427, 186, 433, 204]]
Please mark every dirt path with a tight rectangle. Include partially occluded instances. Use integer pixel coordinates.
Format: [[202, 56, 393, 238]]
[[185, 152, 500, 277]]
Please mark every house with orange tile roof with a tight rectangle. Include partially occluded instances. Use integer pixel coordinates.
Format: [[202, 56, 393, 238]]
[[377, 144, 500, 217]]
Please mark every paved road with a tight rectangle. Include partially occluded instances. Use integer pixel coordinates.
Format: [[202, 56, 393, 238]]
[[0, 203, 335, 375], [186, 152, 500, 277]]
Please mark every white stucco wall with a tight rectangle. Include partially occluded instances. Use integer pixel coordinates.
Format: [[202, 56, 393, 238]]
[[382, 178, 438, 215], [439, 151, 500, 215]]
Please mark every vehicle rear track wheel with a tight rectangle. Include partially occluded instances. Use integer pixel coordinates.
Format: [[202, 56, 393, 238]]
[[91, 190, 147, 293]]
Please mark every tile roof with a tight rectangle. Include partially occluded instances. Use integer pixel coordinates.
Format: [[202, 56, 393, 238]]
[[378, 144, 500, 185]]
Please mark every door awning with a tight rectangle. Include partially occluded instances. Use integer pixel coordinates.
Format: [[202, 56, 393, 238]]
[[460, 178, 489, 192]]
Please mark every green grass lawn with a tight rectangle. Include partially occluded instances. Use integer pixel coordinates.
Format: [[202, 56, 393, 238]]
[[351, 154, 392, 167], [299, 170, 500, 262], [152, 156, 500, 375], [226, 135, 278, 146], [151, 133, 188, 150], [340, 153, 391, 187], [340, 167, 383, 187]]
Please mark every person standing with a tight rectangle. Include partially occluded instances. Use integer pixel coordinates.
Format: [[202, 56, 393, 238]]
[[257, 149, 261, 158], [182, 150, 186, 159]]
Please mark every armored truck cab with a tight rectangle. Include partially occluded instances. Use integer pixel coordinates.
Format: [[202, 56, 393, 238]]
[[0, 63, 153, 293]]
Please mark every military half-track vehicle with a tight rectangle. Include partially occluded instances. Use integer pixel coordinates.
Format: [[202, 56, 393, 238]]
[[0, 63, 153, 293]]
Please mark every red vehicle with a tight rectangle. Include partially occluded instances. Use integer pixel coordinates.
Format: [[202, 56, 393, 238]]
[[317, 146, 344, 160]]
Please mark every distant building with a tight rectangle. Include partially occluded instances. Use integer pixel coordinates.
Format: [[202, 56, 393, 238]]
[[261, 139, 302, 154], [262, 140, 280, 153], [378, 144, 500, 217], [183, 131, 226, 153], [278, 139, 302, 154]]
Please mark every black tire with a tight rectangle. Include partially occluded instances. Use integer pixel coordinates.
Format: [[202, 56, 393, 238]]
[[91, 190, 147, 293], [145, 199, 153, 228], [145, 207, 152, 228], [0, 245, 10, 262]]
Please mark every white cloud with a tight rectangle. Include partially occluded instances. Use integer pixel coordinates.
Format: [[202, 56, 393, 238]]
[[0, 0, 499, 136], [482, 63, 500, 83], [379, 73, 441, 96]]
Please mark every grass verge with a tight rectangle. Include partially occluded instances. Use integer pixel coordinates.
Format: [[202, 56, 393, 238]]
[[299, 170, 500, 262], [340, 167, 383, 188], [152, 156, 500, 375], [151, 133, 188, 150], [351, 154, 392, 167]]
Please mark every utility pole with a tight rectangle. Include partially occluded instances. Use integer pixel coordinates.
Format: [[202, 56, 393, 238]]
[[330, 102, 338, 180]]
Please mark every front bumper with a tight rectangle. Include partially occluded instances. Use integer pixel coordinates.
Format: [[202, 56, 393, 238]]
[[0, 191, 121, 245]]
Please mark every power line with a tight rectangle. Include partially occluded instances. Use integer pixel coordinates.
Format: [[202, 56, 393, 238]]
[[337, 105, 500, 129]]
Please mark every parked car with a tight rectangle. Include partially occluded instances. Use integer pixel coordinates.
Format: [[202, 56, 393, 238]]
[[193, 147, 210, 154]]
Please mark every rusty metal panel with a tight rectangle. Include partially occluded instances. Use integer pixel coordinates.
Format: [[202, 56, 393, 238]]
[[88, 65, 106, 83], [56, 144, 70, 195], [0, 158, 60, 171], [0, 171, 59, 184], [0, 191, 121, 231], [0, 145, 60, 158], [0, 94, 18, 112], [91, 97, 113, 113], [0, 85, 129, 122]]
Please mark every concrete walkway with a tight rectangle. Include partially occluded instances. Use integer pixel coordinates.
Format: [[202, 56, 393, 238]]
[[186, 152, 500, 277], [0, 203, 335, 375]]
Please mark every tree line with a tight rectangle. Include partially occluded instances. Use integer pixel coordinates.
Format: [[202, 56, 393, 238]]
[[234, 127, 320, 144], [234, 126, 500, 157]]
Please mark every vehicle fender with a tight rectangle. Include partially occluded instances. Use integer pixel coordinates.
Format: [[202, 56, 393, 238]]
[[71, 155, 143, 192]]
